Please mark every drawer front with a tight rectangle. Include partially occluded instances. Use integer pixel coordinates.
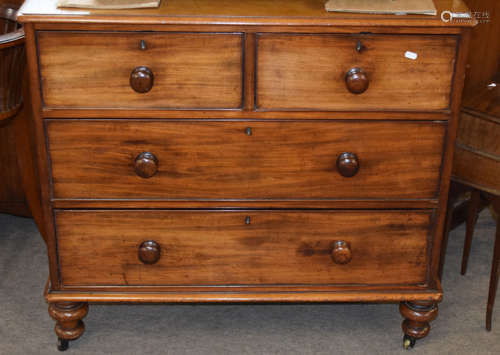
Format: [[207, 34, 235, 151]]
[[37, 31, 243, 109], [47, 120, 445, 200], [453, 113, 500, 193], [56, 210, 430, 286], [453, 146, 500, 194], [457, 112, 500, 158], [256, 34, 457, 111]]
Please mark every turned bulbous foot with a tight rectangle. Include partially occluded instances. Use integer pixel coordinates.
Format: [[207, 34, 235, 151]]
[[400, 301, 438, 349], [48, 302, 89, 351]]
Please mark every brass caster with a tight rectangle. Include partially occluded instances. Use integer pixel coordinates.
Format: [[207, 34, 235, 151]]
[[57, 338, 69, 351], [403, 335, 416, 350]]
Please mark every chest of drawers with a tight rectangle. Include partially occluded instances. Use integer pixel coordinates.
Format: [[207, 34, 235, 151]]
[[18, 0, 473, 350]]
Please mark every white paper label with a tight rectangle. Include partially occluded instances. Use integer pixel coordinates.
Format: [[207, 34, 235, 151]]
[[405, 51, 418, 60]]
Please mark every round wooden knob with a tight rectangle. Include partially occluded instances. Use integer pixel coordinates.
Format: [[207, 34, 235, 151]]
[[331, 241, 352, 265], [134, 152, 158, 179], [345, 67, 369, 94], [336, 152, 359, 177], [130, 66, 154, 93], [138, 240, 161, 265]]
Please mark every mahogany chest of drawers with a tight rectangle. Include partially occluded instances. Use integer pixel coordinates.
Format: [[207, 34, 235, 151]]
[[18, 0, 473, 350]]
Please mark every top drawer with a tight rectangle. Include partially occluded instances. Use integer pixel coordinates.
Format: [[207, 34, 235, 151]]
[[37, 31, 243, 110], [256, 34, 457, 111]]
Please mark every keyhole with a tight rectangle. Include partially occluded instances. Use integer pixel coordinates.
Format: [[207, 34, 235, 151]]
[[245, 216, 251, 225], [245, 127, 252, 136], [355, 40, 365, 53]]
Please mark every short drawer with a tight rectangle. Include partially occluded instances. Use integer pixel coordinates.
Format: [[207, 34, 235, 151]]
[[56, 210, 431, 286], [256, 34, 457, 111], [47, 120, 445, 200], [37, 31, 243, 109]]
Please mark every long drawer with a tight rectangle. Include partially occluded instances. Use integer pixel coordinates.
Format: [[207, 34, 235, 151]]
[[55, 210, 431, 286], [37, 31, 243, 109], [46, 120, 445, 200], [257, 34, 457, 111]]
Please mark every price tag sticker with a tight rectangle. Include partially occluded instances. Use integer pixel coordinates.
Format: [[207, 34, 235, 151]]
[[405, 51, 418, 60]]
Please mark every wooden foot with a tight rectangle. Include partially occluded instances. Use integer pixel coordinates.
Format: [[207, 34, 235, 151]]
[[48, 302, 89, 351], [462, 189, 481, 275], [486, 197, 500, 331], [400, 301, 438, 348]]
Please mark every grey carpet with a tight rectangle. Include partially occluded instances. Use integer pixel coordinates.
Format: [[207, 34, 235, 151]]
[[0, 211, 499, 355]]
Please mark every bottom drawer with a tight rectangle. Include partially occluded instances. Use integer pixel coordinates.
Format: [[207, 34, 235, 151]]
[[55, 210, 431, 287]]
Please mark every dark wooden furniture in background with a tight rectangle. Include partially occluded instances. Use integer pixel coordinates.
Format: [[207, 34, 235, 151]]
[[461, 0, 500, 99], [439, 0, 500, 332], [0, 2, 30, 216], [0, 0, 42, 226], [18, 0, 473, 351]]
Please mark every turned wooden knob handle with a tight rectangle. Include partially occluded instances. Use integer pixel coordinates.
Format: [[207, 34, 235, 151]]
[[138, 240, 161, 265], [336, 152, 359, 177], [345, 67, 369, 94], [331, 241, 352, 265], [134, 152, 158, 178], [130, 66, 154, 93]]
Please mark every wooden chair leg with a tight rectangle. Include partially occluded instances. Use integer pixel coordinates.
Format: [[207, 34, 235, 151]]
[[486, 197, 500, 331], [439, 195, 455, 281], [461, 189, 481, 275]]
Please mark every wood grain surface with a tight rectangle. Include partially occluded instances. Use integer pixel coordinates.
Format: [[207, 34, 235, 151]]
[[37, 31, 243, 109], [0, 117, 30, 216], [456, 111, 500, 157], [45, 289, 443, 303], [18, 0, 473, 28], [46, 120, 446, 200], [453, 146, 500, 195], [0, 70, 36, 218], [462, 0, 500, 98], [257, 34, 457, 111], [453, 87, 500, 195], [16, 0, 474, 326], [55, 210, 431, 286], [463, 84, 500, 119]]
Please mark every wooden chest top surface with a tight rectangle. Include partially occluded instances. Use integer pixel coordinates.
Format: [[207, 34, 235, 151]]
[[19, 0, 473, 27]]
